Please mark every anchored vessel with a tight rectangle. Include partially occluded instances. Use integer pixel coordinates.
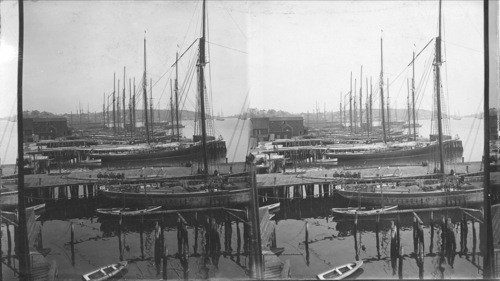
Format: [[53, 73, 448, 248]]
[[99, 0, 251, 209]]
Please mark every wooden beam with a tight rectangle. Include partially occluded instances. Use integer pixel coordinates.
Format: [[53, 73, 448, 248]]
[[462, 210, 484, 224], [412, 212, 423, 225], [225, 210, 251, 226], [176, 212, 188, 225]]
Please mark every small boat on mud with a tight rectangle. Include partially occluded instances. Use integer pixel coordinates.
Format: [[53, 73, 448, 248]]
[[331, 205, 398, 216], [82, 261, 127, 281], [95, 206, 162, 216], [317, 260, 363, 280]]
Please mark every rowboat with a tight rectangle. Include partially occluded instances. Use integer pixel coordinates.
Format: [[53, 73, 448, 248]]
[[317, 261, 363, 280], [331, 205, 398, 216], [82, 261, 127, 281], [95, 206, 162, 217]]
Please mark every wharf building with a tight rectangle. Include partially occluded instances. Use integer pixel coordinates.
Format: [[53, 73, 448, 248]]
[[23, 117, 69, 142], [251, 117, 305, 142]]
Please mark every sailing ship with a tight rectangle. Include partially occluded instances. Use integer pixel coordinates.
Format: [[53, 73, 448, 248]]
[[100, 0, 251, 208], [89, 18, 226, 164], [337, 0, 483, 208], [321, 139, 462, 163]]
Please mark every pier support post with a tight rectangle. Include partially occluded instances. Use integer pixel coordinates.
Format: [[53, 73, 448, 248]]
[[472, 219, 477, 263], [162, 249, 168, 280], [194, 212, 198, 255], [154, 221, 162, 269], [413, 217, 418, 253], [305, 221, 310, 266], [224, 219, 232, 255], [118, 214, 123, 262], [177, 218, 183, 257], [398, 247, 404, 279], [376, 215, 381, 260], [460, 212, 468, 255], [390, 220, 398, 275], [353, 216, 359, 261], [70, 222, 75, 266], [430, 211, 434, 254], [140, 215, 145, 260]]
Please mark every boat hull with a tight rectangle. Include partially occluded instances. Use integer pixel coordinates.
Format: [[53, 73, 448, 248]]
[[100, 188, 251, 209], [0, 191, 18, 209], [317, 261, 363, 280], [331, 205, 398, 216], [90, 140, 226, 163], [95, 206, 162, 216], [337, 188, 483, 209], [328, 139, 463, 164]]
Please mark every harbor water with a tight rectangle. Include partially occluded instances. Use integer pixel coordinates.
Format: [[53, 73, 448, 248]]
[[0, 117, 487, 279]]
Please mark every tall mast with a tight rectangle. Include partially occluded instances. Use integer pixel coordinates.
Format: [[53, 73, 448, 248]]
[[339, 93, 342, 127], [170, 79, 175, 139], [354, 79, 357, 133], [359, 66, 363, 134], [133, 78, 136, 134], [16, 0, 31, 276], [387, 78, 390, 140], [380, 35, 387, 143], [117, 80, 120, 130], [129, 78, 133, 138], [412, 51, 417, 140], [407, 78, 411, 138], [435, 0, 445, 174], [175, 52, 181, 141], [107, 96, 110, 128], [113, 73, 116, 133], [150, 78, 154, 137], [366, 77, 369, 138], [123, 67, 126, 131], [343, 95, 347, 127], [349, 72, 353, 133], [103, 93, 106, 128], [198, 0, 209, 174], [143, 32, 150, 144], [370, 77, 373, 135]]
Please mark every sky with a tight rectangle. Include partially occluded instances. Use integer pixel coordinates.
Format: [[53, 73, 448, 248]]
[[0, 0, 498, 119]]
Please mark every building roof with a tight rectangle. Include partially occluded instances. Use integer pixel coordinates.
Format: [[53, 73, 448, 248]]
[[269, 116, 303, 121], [251, 117, 270, 129]]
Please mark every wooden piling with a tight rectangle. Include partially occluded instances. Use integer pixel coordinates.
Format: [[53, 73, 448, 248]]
[[461, 212, 467, 255], [413, 217, 418, 253], [7, 223, 12, 259], [177, 218, 183, 257], [353, 216, 359, 261], [376, 215, 381, 260], [396, 214, 401, 257], [398, 247, 404, 279], [390, 221, 398, 275], [194, 212, 198, 255], [162, 248, 168, 280], [154, 221, 162, 268], [224, 219, 232, 254], [118, 214, 123, 261], [140, 215, 145, 260], [305, 221, 310, 266], [70, 222, 75, 266], [472, 219, 477, 263], [430, 211, 434, 254]]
